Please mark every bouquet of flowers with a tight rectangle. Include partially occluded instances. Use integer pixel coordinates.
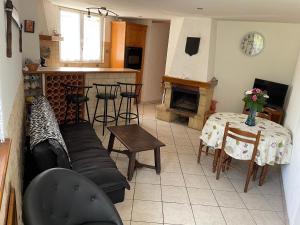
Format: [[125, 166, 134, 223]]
[[243, 88, 269, 112]]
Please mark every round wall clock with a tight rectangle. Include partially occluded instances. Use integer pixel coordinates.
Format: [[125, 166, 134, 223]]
[[240, 32, 264, 56]]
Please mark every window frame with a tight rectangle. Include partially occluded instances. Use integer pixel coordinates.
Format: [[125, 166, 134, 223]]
[[59, 7, 105, 63]]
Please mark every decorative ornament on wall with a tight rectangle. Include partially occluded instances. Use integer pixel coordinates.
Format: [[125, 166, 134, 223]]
[[240, 32, 264, 56], [185, 37, 201, 56], [5, 0, 22, 58], [24, 20, 35, 33]]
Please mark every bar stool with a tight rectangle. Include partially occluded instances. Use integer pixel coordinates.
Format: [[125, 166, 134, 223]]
[[92, 83, 119, 135], [117, 82, 142, 125], [63, 84, 92, 124]]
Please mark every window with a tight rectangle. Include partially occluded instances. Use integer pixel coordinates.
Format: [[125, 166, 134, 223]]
[[60, 9, 104, 62]]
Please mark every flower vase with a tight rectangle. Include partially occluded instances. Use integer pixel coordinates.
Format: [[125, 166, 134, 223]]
[[245, 108, 257, 126]]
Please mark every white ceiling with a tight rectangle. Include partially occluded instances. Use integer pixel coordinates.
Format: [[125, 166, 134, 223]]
[[50, 0, 300, 23]]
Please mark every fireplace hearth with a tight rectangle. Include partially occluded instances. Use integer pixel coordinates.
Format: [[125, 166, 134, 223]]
[[170, 86, 200, 113]]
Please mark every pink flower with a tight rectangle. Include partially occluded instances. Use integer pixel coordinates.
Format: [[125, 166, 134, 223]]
[[252, 95, 257, 101], [255, 88, 262, 93]]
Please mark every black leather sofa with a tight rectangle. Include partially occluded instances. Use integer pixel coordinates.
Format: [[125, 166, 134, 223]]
[[31, 122, 129, 204], [24, 168, 123, 225]]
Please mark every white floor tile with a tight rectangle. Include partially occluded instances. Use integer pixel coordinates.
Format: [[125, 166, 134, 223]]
[[134, 183, 161, 201], [162, 185, 189, 203], [115, 200, 133, 221], [136, 169, 161, 184], [163, 202, 195, 225], [221, 207, 256, 225], [180, 161, 204, 175], [213, 190, 246, 208], [250, 210, 285, 225], [187, 188, 218, 206], [207, 176, 235, 191], [229, 178, 260, 194], [132, 200, 163, 223], [160, 172, 185, 186], [184, 174, 210, 189], [192, 205, 226, 225], [239, 193, 273, 210], [263, 194, 284, 212]]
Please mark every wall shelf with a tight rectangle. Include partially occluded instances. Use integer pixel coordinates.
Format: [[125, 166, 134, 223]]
[[39, 34, 63, 42]]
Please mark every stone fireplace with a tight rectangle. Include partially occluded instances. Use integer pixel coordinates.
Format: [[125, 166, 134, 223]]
[[156, 76, 218, 130], [170, 86, 200, 113]]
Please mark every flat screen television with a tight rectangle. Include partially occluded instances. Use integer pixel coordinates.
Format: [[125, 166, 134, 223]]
[[253, 78, 288, 108]]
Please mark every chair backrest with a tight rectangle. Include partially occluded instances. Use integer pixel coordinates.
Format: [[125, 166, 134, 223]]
[[221, 122, 261, 161], [117, 82, 142, 96], [243, 109, 272, 121], [63, 83, 92, 98], [257, 112, 272, 120], [23, 168, 123, 225], [93, 83, 119, 97]]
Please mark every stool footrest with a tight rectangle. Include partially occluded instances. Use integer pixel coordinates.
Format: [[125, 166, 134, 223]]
[[94, 115, 117, 123], [118, 112, 139, 120]]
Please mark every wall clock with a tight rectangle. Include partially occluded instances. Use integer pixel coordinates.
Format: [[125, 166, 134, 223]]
[[240, 32, 264, 56]]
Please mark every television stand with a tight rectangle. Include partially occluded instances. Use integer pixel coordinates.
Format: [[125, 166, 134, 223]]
[[263, 106, 284, 124]]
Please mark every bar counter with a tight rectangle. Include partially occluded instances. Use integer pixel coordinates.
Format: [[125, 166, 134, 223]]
[[24, 67, 137, 124], [23, 67, 138, 74]]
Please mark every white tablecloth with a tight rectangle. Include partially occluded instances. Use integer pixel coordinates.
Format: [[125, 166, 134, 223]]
[[200, 112, 292, 166]]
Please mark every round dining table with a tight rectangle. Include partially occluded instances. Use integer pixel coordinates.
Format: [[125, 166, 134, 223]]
[[200, 112, 293, 166]]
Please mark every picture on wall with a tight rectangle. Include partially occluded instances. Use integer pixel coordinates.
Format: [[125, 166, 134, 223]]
[[24, 20, 35, 33]]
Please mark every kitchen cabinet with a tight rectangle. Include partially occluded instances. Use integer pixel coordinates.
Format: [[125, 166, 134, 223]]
[[111, 21, 147, 99]]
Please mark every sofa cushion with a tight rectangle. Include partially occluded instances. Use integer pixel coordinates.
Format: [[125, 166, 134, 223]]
[[60, 122, 105, 153], [60, 122, 129, 193]]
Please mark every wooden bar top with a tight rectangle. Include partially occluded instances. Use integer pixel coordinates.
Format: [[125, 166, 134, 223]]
[[23, 67, 138, 74]]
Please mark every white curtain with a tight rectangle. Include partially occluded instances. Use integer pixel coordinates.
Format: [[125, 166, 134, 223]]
[[0, 98, 4, 143]]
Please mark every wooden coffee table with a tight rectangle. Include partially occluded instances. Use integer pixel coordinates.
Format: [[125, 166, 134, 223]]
[[107, 124, 165, 181]]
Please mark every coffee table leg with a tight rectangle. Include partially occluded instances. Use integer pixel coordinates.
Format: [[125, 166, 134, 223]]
[[127, 152, 136, 181], [154, 147, 161, 174], [107, 133, 115, 155]]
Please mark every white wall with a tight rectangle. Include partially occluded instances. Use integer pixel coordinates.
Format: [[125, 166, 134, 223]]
[[20, 0, 41, 62], [141, 21, 170, 102], [0, 0, 23, 135], [214, 21, 300, 113], [0, 1, 24, 224], [282, 52, 300, 225], [165, 17, 216, 82]]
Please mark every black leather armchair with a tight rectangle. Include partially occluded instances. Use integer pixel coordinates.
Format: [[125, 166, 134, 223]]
[[23, 168, 123, 225]]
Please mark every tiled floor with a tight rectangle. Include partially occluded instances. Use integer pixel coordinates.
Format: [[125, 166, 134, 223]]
[[96, 104, 288, 225]]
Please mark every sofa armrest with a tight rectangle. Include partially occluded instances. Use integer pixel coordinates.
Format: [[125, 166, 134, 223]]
[[32, 140, 71, 172]]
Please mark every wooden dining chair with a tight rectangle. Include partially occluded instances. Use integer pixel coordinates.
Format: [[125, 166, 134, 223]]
[[243, 107, 272, 121], [241, 109, 270, 186], [257, 112, 272, 120], [216, 122, 261, 192], [197, 110, 215, 163]]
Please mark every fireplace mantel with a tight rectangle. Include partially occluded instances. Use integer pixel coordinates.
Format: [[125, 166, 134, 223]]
[[162, 76, 218, 89]]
